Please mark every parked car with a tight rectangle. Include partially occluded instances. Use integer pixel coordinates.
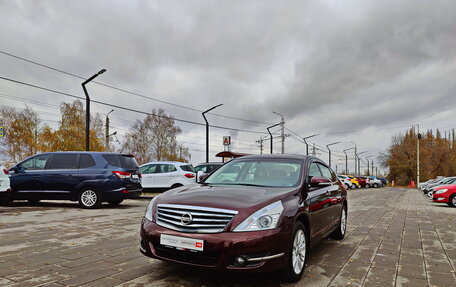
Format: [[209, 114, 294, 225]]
[[367, 176, 382, 188], [140, 154, 348, 282], [6, 152, 142, 208], [432, 184, 456, 207], [337, 175, 353, 189], [423, 177, 456, 196], [194, 162, 223, 181], [346, 175, 360, 188], [377, 177, 387, 187], [0, 166, 11, 203], [355, 176, 370, 188], [139, 161, 196, 192]]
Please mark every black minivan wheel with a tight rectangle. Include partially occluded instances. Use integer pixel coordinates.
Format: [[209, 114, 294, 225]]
[[281, 222, 307, 283], [79, 188, 101, 209], [108, 199, 123, 206], [330, 206, 347, 240]]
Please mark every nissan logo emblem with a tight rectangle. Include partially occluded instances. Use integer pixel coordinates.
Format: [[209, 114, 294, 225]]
[[180, 213, 193, 225]]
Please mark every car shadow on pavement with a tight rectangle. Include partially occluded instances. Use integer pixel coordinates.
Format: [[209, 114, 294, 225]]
[[1, 200, 143, 210]]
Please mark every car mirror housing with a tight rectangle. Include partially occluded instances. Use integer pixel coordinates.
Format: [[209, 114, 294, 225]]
[[309, 176, 331, 187], [196, 171, 209, 183]]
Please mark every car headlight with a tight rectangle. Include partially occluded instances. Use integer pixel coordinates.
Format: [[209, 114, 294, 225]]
[[435, 189, 448, 194], [233, 200, 284, 232], [144, 196, 158, 221]]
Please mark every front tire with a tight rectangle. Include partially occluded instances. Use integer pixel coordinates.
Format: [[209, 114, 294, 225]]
[[330, 207, 347, 240], [79, 188, 101, 209], [366, 184, 370, 188], [280, 222, 307, 282], [373, 183, 379, 188], [448, 194, 456, 207], [351, 184, 356, 189]]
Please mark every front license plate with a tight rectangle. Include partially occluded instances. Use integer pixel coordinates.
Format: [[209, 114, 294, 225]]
[[160, 234, 204, 251], [131, 174, 139, 179]]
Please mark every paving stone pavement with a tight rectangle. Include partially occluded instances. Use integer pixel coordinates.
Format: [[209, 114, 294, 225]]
[[0, 188, 455, 286]]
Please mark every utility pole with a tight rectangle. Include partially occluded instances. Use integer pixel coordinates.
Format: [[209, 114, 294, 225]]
[[312, 143, 316, 157], [366, 156, 373, 176], [105, 109, 114, 151], [256, 136, 267, 154], [272, 111, 285, 154], [415, 124, 421, 187]]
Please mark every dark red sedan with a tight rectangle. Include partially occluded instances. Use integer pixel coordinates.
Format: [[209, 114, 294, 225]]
[[140, 154, 347, 282]]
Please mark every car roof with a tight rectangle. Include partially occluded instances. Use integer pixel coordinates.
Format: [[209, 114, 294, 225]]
[[237, 154, 310, 161], [37, 151, 133, 156], [141, 161, 190, 166]]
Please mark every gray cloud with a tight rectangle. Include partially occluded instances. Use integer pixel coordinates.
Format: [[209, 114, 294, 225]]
[[0, 0, 455, 166]]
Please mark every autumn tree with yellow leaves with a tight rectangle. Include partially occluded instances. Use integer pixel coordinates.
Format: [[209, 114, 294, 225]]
[[380, 128, 456, 185]]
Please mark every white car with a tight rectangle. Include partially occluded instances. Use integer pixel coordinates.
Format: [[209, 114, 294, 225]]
[[0, 166, 11, 203], [337, 175, 354, 189], [367, 176, 383, 188], [139, 161, 196, 192]]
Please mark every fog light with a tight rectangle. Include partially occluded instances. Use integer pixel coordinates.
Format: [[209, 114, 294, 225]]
[[438, 197, 445, 200], [234, 256, 247, 266]]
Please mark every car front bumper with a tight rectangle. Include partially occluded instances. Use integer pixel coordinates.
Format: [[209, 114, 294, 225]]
[[139, 218, 290, 272], [432, 194, 448, 203]]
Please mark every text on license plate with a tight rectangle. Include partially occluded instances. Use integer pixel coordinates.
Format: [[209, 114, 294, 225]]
[[160, 234, 204, 251]]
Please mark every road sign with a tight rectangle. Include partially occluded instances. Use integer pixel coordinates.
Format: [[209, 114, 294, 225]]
[[223, 136, 231, 146]]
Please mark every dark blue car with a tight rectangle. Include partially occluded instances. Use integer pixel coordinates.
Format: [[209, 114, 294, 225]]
[[5, 152, 142, 208]]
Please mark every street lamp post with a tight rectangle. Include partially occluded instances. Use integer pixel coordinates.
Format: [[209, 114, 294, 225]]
[[272, 111, 285, 154], [202, 104, 223, 163], [267, 123, 281, 154], [326, 142, 340, 169], [357, 151, 367, 174], [343, 147, 355, 174], [303, 134, 319, 156], [350, 141, 357, 174], [366, 155, 374, 176], [105, 109, 114, 150], [82, 69, 107, 151]]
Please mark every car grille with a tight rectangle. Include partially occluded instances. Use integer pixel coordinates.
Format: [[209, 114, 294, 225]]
[[154, 245, 219, 266], [156, 204, 238, 233]]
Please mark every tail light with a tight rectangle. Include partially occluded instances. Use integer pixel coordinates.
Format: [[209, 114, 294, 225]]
[[184, 173, 195, 178], [113, 171, 131, 179], [3, 168, 8, 175]]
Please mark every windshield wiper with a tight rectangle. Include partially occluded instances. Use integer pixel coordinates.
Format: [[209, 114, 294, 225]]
[[213, 183, 268, 187]]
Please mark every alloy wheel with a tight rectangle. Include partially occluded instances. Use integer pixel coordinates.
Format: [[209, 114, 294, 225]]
[[341, 209, 346, 235], [81, 190, 97, 207], [292, 229, 306, 274]]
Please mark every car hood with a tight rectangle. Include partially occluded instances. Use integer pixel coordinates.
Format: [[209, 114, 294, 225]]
[[155, 183, 298, 212]]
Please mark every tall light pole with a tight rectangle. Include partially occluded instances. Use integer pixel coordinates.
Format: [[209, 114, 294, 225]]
[[326, 142, 340, 169], [202, 104, 223, 163], [357, 151, 367, 174], [105, 109, 114, 151], [303, 134, 319, 156], [366, 155, 374, 176], [413, 124, 421, 187], [343, 147, 355, 174], [82, 69, 107, 151], [350, 141, 357, 174], [272, 111, 285, 154], [267, 123, 281, 154]]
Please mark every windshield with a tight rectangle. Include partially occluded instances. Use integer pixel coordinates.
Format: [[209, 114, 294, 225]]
[[204, 159, 302, 187]]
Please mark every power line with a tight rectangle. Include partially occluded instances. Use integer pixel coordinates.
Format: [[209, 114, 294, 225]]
[[0, 76, 269, 135], [0, 50, 273, 125]]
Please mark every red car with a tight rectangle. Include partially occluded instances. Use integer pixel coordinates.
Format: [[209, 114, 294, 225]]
[[140, 154, 347, 282], [433, 184, 456, 207]]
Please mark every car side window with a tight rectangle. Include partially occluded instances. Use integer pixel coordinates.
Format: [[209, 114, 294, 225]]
[[140, 164, 157, 174], [318, 164, 335, 182], [308, 163, 322, 177], [158, 164, 177, 173], [18, 154, 51, 170], [79, 154, 96, 168], [47, 154, 78, 170]]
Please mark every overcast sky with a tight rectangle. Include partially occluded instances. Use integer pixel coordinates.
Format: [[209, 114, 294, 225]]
[[1, 0, 455, 172]]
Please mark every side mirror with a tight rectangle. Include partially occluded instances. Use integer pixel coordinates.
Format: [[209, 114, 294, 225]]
[[196, 171, 206, 183], [8, 167, 17, 175], [309, 176, 331, 187]]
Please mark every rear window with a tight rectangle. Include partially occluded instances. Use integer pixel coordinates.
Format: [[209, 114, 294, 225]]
[[103, 155, 138, 169], [180, 165, 195, 172]]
